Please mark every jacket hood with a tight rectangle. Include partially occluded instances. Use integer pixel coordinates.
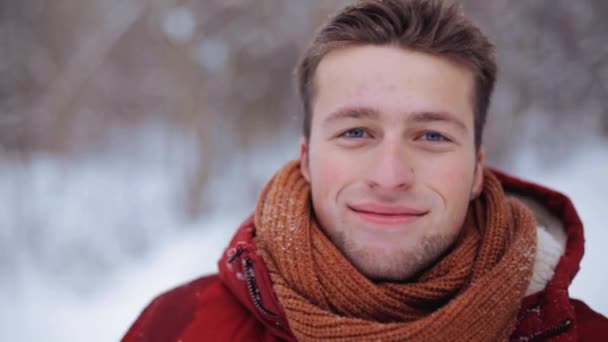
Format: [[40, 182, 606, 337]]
[[217, 168, 585, 338], [492, 168, 584, 290]]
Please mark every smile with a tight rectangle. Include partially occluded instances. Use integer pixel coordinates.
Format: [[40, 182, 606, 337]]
[[348, 203, 428, 226]]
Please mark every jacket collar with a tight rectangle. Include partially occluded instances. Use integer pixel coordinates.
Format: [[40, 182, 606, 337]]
[[217, 216, 293, 339], [492, 168, 584, 286]]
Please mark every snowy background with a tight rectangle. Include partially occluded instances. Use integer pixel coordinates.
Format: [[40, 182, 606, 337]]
[[1, 1, 607, 341]]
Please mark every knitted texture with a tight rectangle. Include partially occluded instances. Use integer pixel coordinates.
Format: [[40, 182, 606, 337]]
[[254, 160, 537, 342]]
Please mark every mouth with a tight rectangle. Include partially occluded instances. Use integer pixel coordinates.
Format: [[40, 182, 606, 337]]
[[348, 203, 428, 226]]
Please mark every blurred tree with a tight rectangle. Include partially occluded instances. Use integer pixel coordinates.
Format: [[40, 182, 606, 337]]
[[0, 0, 605, 212]]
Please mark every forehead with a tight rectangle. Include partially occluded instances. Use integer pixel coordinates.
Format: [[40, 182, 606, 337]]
[[311, 45, 475, 126]]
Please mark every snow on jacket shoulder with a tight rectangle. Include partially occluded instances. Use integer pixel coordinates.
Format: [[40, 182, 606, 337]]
[[123, 170, 608, 341]]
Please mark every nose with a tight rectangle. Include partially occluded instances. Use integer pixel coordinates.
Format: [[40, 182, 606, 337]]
[[365, 137, 415, 191]]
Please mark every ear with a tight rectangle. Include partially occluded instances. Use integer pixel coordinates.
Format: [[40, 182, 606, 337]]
[[470, 147, 485, 200], [299, 136, 311, 183]]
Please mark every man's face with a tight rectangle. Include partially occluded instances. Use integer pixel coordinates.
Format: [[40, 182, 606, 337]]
[[300, 45, 484, 281]]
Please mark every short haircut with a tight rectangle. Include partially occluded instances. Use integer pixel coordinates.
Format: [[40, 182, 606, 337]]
[[296, 0, 497, 148]]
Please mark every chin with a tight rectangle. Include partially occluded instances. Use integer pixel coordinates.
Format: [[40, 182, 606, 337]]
[[354, 255, 428, 282], [340, 234, 457, 282]]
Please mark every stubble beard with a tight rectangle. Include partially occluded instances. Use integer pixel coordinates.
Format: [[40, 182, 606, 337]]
[[329, 228, 458, 282]]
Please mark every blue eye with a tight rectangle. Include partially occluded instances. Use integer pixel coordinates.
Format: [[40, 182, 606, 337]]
[[422, 131, 448, 142], [342, 128, 368, 138]]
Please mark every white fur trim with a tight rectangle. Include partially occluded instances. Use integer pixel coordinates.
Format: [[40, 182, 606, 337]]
[[525, 224, 567, 295], [510, 194, 568, 296]]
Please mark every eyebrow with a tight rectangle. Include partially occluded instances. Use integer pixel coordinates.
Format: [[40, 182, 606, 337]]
[[407, 111, 468, 134], [322, 107, 379, 126], [323, 106, 468, 134]]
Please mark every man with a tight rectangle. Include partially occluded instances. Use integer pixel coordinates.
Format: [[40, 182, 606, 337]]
[[123, 0, 608, 341]]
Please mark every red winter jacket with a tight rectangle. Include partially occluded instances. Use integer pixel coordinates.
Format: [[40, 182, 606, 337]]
[[123, 170, 608, 341]]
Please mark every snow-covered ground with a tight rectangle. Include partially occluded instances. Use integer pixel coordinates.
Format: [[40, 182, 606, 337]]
[[0, 132, 606, 342]]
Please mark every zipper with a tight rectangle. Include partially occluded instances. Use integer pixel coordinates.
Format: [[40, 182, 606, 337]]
[[518, 319, 572, 342], [227, 247, 245, 264], [242, 257, 280, 319], [228, 247, 282, 325]]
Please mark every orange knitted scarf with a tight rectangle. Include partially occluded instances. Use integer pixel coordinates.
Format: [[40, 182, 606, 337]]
[[254, 161, 537, 341]]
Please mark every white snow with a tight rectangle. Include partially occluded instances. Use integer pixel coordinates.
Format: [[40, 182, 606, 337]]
[[163, 7, 196, 42], [195, 39, 230, 72]]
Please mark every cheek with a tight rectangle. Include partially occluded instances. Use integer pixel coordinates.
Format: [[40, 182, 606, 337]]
[[308, 151, 354, 237], [438, 167, 473, 190], [309, 149, 350, 200], [418, 154, 476, 206]]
